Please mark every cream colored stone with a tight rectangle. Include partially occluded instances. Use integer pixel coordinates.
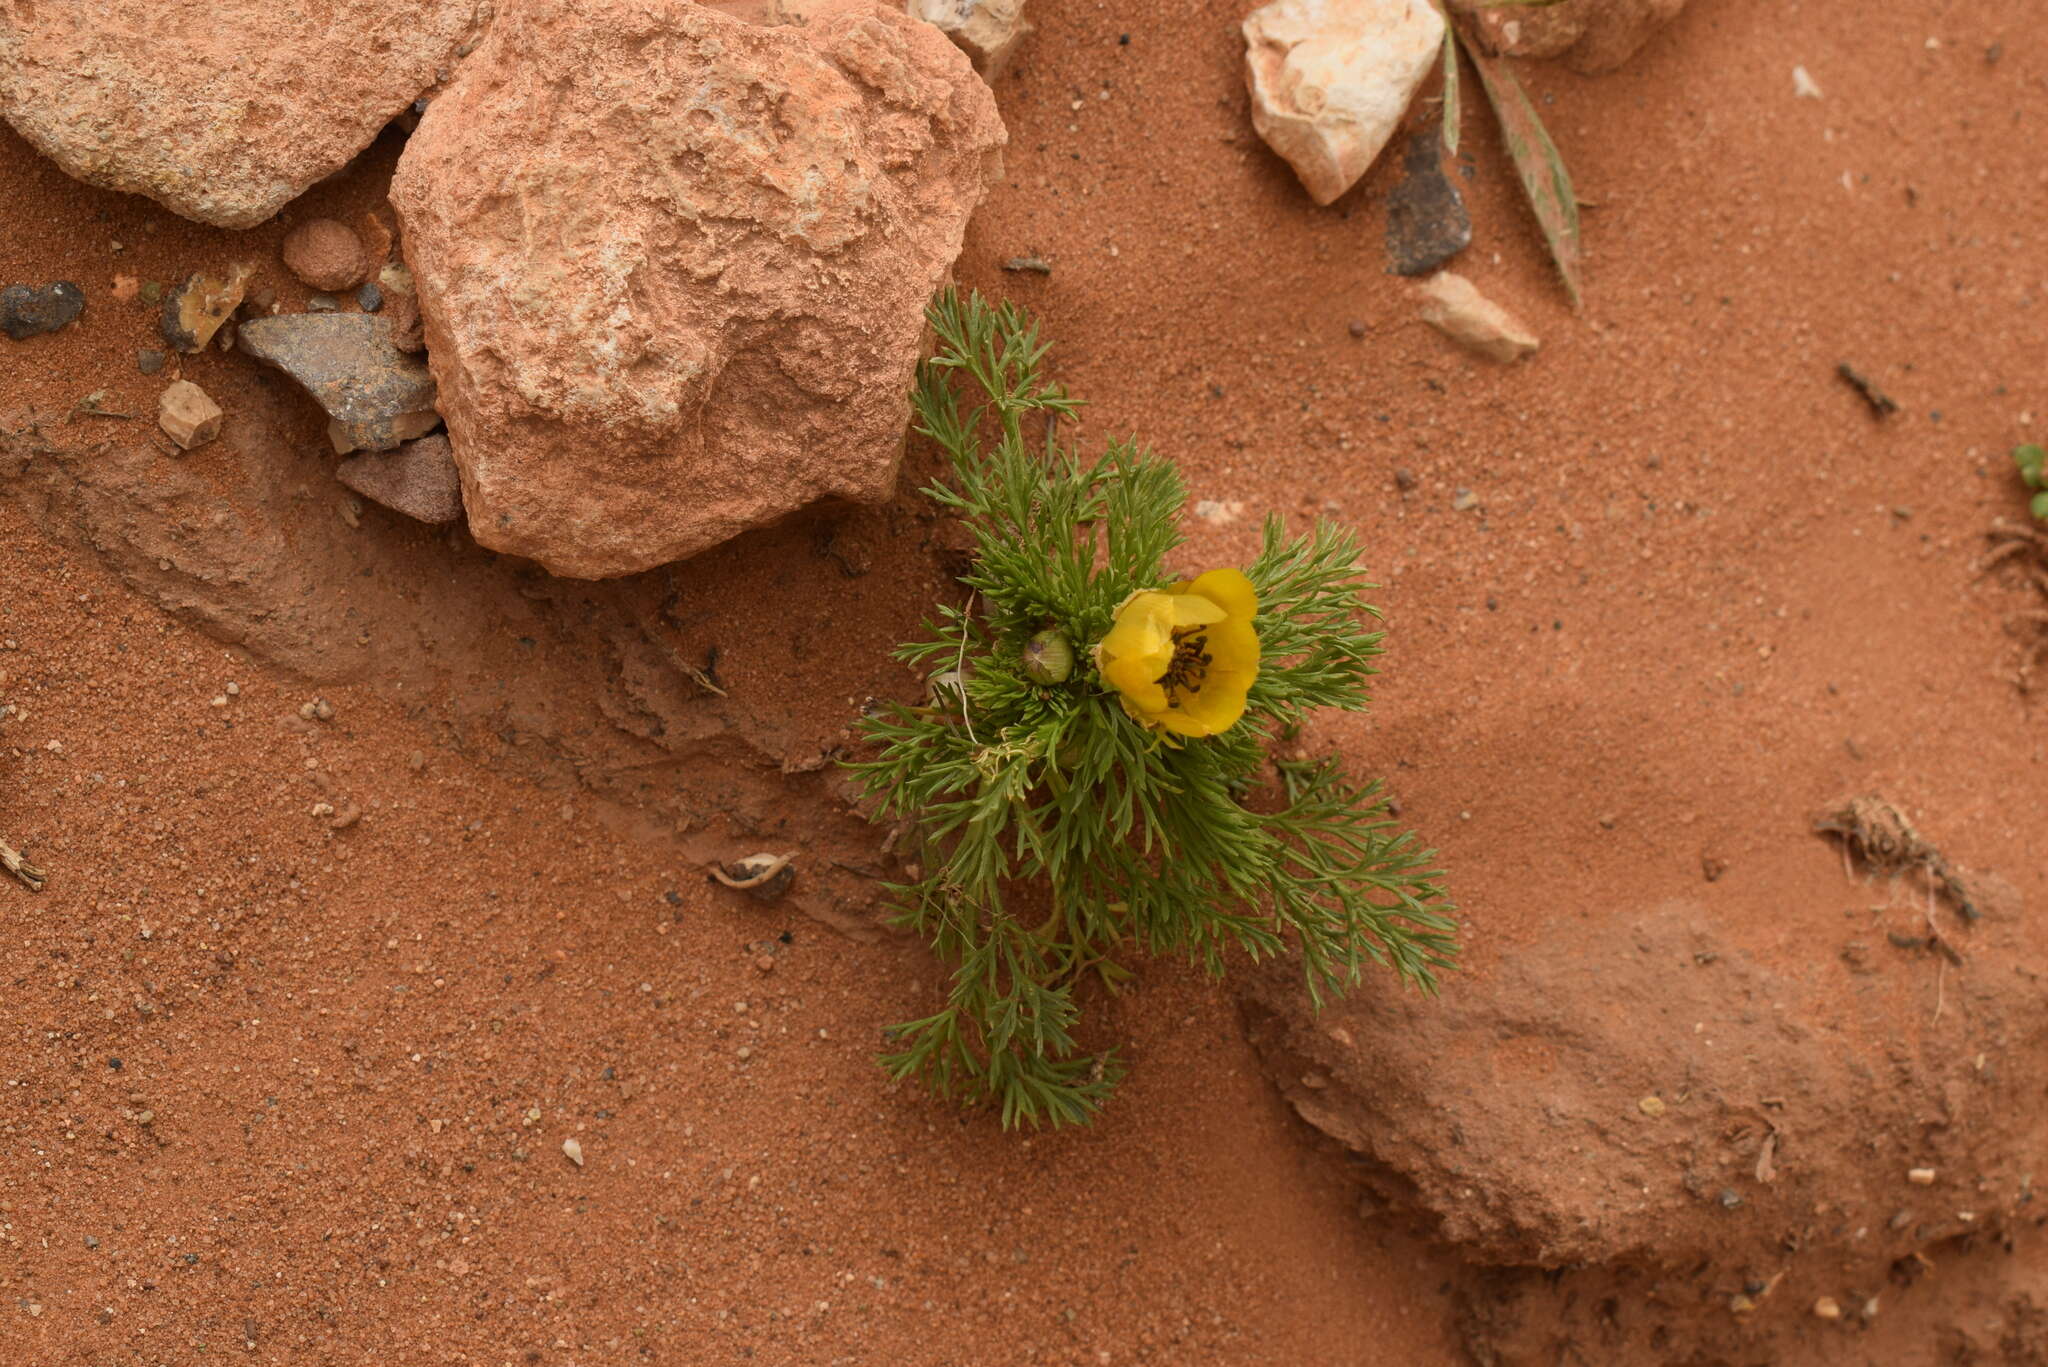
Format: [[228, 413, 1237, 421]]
[[1416, 271, 1538, 362], [157, 380, 223, 450], [908, 0, 1030, 78], [1242, 0, 1443, 206]]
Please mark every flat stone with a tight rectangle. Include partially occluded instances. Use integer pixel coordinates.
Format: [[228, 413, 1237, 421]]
[[1416, 271, 1538, 362], [236, 313, 440, 453], [1383, 121, 1469, 276], [160, 264, 254, 354], [336, 433, 463, 524], [388, 0, 1005, 577], [0, 0, 484, 228], [1243, 0, 1444, 205], [158, 380, 224, 449], [1, 281, 85, 339], [136, 347, 165, 374]]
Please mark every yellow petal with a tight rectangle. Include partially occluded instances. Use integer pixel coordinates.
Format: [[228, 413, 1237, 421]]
[[1166, 593, 1228, 629], [1157, 666, 1254, 736], [1174, 567, 1258, 623], [1202, 615, 1261, 675], [1094, 592, 1175, 710]]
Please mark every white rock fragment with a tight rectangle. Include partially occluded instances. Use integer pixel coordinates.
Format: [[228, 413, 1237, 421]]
[[1792, 65, 1822, 99], [157, 380, 224, 450], [1415, 271, 1539, 363], [1242, 0, 1444, 205], [908, 0, 1031, 79], [1907, 1166, 1935, 1185], [563, 1137, 584, 1167]]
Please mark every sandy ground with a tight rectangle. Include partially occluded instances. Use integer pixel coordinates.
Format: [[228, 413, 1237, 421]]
[[3, 0, 2045, 1363]]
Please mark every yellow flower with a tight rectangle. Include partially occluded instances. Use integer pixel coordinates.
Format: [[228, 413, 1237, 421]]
[[1093, 568, 1260, 737]]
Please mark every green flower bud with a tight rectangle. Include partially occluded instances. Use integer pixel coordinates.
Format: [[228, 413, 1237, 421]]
[[1022, 628, 1074, 685]]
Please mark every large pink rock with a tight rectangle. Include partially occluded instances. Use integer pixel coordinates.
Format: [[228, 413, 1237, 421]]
[[0, 1, 483, 229], [389, 0, 1005, 579]]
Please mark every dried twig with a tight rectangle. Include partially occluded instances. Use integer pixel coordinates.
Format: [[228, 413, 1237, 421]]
[[2, 837, 45, 892]]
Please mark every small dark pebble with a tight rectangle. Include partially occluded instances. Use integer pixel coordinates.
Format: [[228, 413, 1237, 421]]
[[1744, 1279, 1768, 1296], [1118, 32, 1129, 44], [1394, 467, 1418, 492], [1, 281, 87, 340], [1702, 855, 1728, 883], [357, 282, 383, 312], [1719, 1189, 1743, 1210], [663, 890, 682, 907], [1486, 597, 1499, 611], [1348, 320, 1367, 339], [307, 294, 340, 313], [108, 1057, 122, 1070], [136, 347, 165, 375]]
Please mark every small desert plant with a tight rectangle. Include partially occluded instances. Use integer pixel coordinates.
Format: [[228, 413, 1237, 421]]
[[2015, 443, 2048, 521], [848, 291, 1457, 1128]]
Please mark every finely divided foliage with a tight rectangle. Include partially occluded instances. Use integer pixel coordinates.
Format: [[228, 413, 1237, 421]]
[[851, 291, 1457, 1128]]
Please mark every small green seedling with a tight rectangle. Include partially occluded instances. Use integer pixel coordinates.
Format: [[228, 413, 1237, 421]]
[[2015, 444, 2048, 521]]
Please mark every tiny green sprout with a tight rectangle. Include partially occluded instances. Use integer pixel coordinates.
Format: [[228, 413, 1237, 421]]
[[2015, 444, 2048, 521], [848, 290, 1458, 1129]]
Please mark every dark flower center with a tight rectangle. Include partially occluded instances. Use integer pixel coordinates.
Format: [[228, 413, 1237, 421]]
[[1157, 630, 1212, 699]]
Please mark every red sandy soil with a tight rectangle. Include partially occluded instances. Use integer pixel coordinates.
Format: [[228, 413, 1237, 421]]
[[2, 1, 2045, 1364]]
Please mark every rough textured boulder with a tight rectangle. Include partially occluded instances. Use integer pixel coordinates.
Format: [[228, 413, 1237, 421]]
[[1243, 0, 1443, 206], [1448, 0, 1686, 73], [1245, 893, 2041, 1272], [389, 0, 1005, 579], [0, 1, 483, 228]]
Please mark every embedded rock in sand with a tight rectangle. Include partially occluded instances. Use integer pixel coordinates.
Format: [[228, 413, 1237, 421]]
[[1244, 892, 2042, 1273], [389, 0, 1005, 580], [1416, 271, 1537, 362], [1448, 0, 1686, 73], [0, 1, 482, 228], [1242, 0, 1444, 206], [337, 434, 464, 525]]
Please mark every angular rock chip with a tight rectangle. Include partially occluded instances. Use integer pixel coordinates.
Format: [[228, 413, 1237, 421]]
[[336, 433, 464, 525], [908, 0, 1032, 79], [1416, 271, 1538, 362], [1243, 0, 1443, 206], [0, 1, 484, 229], [160, 264, 255, 354], [158, 380, 224, 450], [1449, 0, 1687, 74], [237, 313, 439, 453], [1383, 121, 1469, 276], [388, 0, 1005, 579], [0, 281, 85, 339]]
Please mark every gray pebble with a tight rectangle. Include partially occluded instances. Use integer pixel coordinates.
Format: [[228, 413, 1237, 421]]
[[1, 281, 86, 340], [136, 347, 166, 375], [306, 294, 340, 313], [356, 281, 383, 312]]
